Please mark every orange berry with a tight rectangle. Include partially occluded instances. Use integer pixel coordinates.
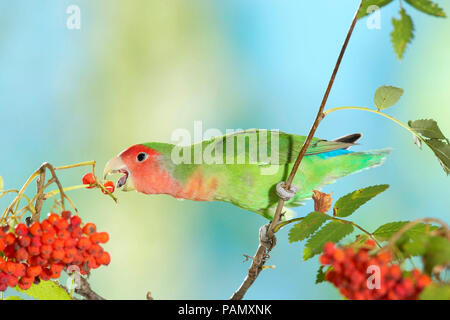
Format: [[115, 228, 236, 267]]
[[47, 213, 60, 225], [90, 232, 109, 244], [82, 223, 96, 236], [15, 223, 28, 236], [97, 252, 111, 266], [102, 181, 115, 194], [15, 248, 29, 261], [82, 173, 97, 187], [70, 215, 82, 227], [26, 265, 42, 278], [417, 275, 431, 289], [4, 233, 16, 245], [77, 237, 92, 250], [29, 222, 42, 237]]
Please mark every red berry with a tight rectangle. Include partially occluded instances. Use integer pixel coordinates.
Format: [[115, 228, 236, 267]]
[[53, 239, 65, 251], [26, 265, 42, 278], [71, 227, 83, 239], [40, 244, 53, 257], [61, 210, 71, 220], [51, 249, 65, 261], [82, 223, 96, 236], [31, 236, 42, 247], [29, 222, 42, 237], [90, 232, 109, 244], [64, 238, 76, 248], [47, 213, 60, 225], [18, 235, 31, 247], [27, 246, 40, 257], [56, 218, 69, 230], [13, 264, 26, 278], [15, 223, 29, 236], [18, 276, 33, 290], [77, 237, 92, 250], [4, 233, 16, 245], [97, 252, 111, 266], [39, 268, 52, 281], [6, 275, 18, 288], [70, 215, 82, 227], [41, 233, 55, 245], [102, 181, 115, 194], [82, 173, 96, 188], [15, 247, 29, 261], [0, 239, 5, 251], [41, 219, 55, 234]]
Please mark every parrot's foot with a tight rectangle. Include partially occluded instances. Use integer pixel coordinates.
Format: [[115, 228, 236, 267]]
[[259, 223, 277, 250], [276, 181, 298, 201]]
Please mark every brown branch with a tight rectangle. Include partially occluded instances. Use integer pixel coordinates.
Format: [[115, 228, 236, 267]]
[[230, 0, 363, 300], [75, 277, 105, 300], [33, 168, 46, 222]]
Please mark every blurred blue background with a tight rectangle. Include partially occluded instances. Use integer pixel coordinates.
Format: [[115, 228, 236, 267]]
[[0, 0, 449, 299]]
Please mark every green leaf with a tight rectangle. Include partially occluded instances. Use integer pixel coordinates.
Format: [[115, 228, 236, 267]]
[[303, 221, 354, 260], [425, 139, 450, 175], [408, 119, 450, 175], [423, 236, 450, 274], [408, 119, 446, 140], [16, 280, 72, 300], [401, 234, 427, 256], [373, 221, 438, 241], [357, 0, 394, 19], [333, 184, 389, 218], [391, 9, 414, 59], [374, 85, 404, 111], [420, 283, 450, 300], [288, 212, 329, 243], [315, 266, 326, 284], [405, 0, 446, 17], [5, 296, 24, 300]]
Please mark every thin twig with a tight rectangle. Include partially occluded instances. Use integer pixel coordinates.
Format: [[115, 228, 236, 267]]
[[230, 0, 363, 300], [74, 277, 105, 300]]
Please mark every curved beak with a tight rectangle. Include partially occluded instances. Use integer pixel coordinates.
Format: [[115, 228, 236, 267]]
[[103, 157, 134, 191]]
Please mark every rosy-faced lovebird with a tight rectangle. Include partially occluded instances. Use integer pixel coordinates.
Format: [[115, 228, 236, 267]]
[[103, 130, 389, 220]]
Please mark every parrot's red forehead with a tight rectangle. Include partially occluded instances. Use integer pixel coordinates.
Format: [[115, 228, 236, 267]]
[[118, 144, 160, 161]]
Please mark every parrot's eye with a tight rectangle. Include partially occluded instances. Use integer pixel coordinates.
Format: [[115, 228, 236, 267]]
[[136, 152, 148, 162]]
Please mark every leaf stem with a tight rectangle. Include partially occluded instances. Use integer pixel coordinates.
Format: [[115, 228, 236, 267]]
[[323, 106, 425, 143]]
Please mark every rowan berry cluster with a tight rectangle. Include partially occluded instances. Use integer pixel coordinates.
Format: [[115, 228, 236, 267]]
[[320, 241, 431, 300], [0, 211, 110, 291], [82, 173, 115, 194]]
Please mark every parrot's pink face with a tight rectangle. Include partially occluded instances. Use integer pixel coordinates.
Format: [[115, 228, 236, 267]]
[[103, 144, 163, 193]]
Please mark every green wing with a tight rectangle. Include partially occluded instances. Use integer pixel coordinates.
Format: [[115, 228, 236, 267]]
[[198, 129, 355, 165]]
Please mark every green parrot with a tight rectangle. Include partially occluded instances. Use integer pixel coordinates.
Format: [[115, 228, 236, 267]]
[[103, 129, 389, 220]]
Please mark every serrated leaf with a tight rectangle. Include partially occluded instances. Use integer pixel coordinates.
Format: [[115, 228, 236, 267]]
[[315, 266, 326, 284], [374, 86, 404, 111], [425, 139, 450, 175], [303, 221, 354, 260], [5, 296, 24, 300], [357, 0, 394, 18], [408, 119, 446, 140], [420, 283, 450, 300], [333, 184, 389, 218], [408, 119, 450, 175], [16, 280, 72, 300], [405, 0, 446, 17], [288, 212, 329, 243], [423, 236, 450, 274], [373, 221, 438, 241], [391, 9, 414, 59]]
